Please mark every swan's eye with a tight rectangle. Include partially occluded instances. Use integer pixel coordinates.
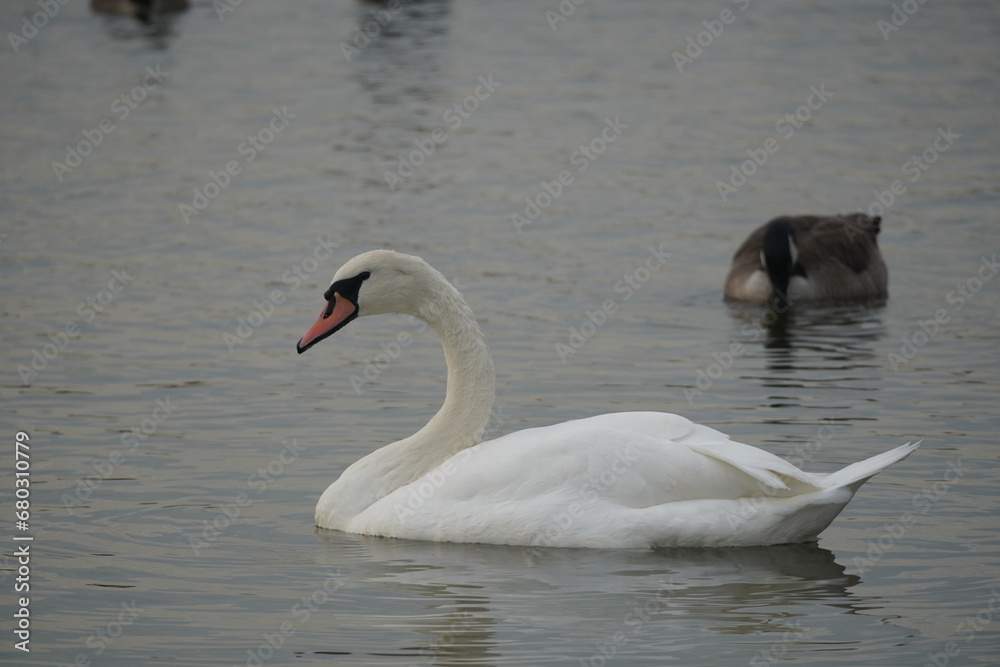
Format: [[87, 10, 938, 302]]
[[325, 271, 371, 305]]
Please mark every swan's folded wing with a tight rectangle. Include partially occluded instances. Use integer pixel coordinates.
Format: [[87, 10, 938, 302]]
[[447, 413, 822, 506], [682, 431, 822, 491]]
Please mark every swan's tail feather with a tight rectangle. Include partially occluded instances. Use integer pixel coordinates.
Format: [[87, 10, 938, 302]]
[[822, 441, 921, 490]]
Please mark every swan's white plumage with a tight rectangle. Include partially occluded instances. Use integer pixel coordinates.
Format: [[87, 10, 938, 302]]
[[301, 250, 918, 549], [341, 413, 918, 548]]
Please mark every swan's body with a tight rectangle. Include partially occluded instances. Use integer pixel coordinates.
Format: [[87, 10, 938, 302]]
[[724, 214, 888, 305], [298, 250, 916, 548]]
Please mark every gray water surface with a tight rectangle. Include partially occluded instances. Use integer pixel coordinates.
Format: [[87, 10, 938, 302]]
[[2, 1, 999, 665]]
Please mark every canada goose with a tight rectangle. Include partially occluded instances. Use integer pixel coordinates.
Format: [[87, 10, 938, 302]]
[[724, 214, 887, 306]]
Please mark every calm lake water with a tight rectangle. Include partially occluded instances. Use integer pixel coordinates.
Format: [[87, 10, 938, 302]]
[[2, 0, 999, 665]]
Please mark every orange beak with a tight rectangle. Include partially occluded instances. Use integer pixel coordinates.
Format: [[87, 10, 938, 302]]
[[296, 292, 358, 354]]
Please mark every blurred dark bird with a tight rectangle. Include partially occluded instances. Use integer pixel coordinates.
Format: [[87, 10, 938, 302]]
[[91, 0, 190, 17], [724, 213, 887, 307]]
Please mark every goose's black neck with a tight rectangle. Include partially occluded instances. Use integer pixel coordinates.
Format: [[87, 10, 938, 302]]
[[762, 219, 800, 308]]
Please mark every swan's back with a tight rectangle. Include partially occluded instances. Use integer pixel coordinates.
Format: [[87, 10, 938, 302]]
[[343, 412, 916, 548]]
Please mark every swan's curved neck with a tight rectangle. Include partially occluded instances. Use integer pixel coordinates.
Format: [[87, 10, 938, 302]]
[[411, 285, 495, 457], [321, 279, 495, 526]]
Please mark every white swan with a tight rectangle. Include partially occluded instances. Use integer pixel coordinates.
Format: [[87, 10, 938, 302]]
[[297, 250, 918, 548]]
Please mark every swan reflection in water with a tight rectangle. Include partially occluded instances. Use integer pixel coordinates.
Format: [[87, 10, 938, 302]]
[[315, 530, 871, 664]]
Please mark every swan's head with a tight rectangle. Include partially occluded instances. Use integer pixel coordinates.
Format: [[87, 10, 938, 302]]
[[296, 250, 446, 354]]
